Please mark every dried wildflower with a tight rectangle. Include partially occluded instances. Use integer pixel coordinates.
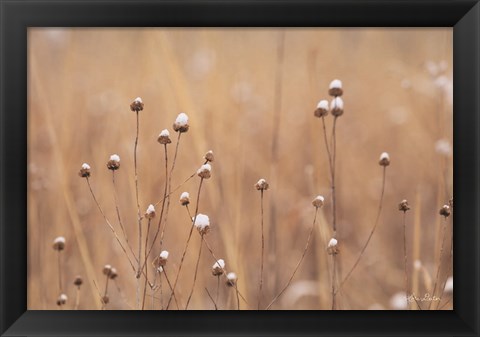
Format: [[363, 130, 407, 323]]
[[73, 275, 83, 287], [53, 236, 66, 251], [330, 97, 344, 117], [204, 150, 214, 163], [109, 267, 118, 280], [145, 204, 156, 219], [157, 129, 172, 145], [193, 213, 210, 235], [398, 199, 410, 212], [314, 100, 329, 118], [173, 112, 189, 133], [212, 259, 225, 276], [153, 250, 169, 268], [197, 163, 212, 179], [226, 272, 237, 287], [130, 97, 144, 112], [56, 293, 68, 306], [255, 178, 269, 191], [179, 192, 190, 206], [312, 195, 325, 208], [78, 163, 91, 178], [329, 79, 343, 97], [379, 152, 390, 166], [103, 264, 112, 276], [107, 154, 120, 171], [102, 295, 110, 304], [327, 238, 339, 255], [439, 204, 451, 218]]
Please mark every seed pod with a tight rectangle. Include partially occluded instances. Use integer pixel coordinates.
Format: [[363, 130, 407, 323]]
[[212, 259, 225, 276], [330, 97, 344, 117], [78, 163, 91, 178], [226, 272, 237, 287], [398, 199, 410, 212], [53, 236, 66, 251], [255, 178, 269, 191], [179, 192, 190, 206], [329, 79, 343, 97], [327, 238, 339, 255], [130, 97, 144, 112], [193, 214, 210, 236], [197, 164, 212, 179], [102, 295, 109, 304], [314, 100, 329, 118], [145, 204, 156, 219], [379, 152, 390, 166], [56, 293, 68, 306], [109, 268, 118, 280], [157, 129, 172, 145], [204, 150, 214, 163], [73, 275, 83, 287], [439, 204, 451, 218], [312, 195, 325, 208], [103, 264, 112, 276], [107, 154, 120, 171], [173, 113, 189, 133]]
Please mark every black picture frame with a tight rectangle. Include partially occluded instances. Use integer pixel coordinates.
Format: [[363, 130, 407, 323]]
[[1, 0, 479, 336]]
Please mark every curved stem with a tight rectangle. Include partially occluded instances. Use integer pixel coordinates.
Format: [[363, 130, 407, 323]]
[[265, 207, 319, 310], [185, 236, 204, 309], [258, 190, 265, 309]]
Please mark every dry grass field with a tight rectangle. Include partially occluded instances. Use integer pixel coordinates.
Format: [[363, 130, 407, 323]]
[[28, 28, 453, 310]]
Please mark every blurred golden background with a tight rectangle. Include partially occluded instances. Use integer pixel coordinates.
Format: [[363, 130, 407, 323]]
[[28, 28, 453, 310]]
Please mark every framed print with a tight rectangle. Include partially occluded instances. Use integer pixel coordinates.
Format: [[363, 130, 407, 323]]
[[1, 0, 479, 336]]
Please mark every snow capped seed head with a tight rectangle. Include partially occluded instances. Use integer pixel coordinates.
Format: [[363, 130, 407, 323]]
[[314, 100, 329, 118], [145, 204, 156, 219], [179, 192, 190, 206], [197, 163, 212, 179], [398, 199, 410, 212], [312, 195, 325, 208], [379, 152, 390, 166], [73, 275, 83, 287], [157, 129, 172, 145], [330, 97, 344, 117], [226, 272, 237, 287], [103, 264, 112, 276], [212, 259, 225, 276], [327, 238, 339, 255], [78, 163, 91, 178], [107, 154, 121, 170], [444, 276, 453, 293], [439, 204, 451, 218], [255, 178, 269, 191], [173, 112, 189, 133], [53, 236, 66, 251], [193, 213, 210, 235], [57, 293, 68, 306], [153, 250, 169, 269], [109, 267, 118, 280], [329, 79, 343, 97], [130, 97, 144, 112], [204, 150, 214, 163]]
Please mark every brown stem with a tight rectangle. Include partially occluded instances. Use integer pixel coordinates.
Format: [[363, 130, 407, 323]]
[[403, 211, 409, 309], [258, 189, 265, 309], [163, 267, 180, 310], [430, 216, 448, 309], [57, 251, 62, 293], [185, 236, 204, 310], [336, 166, 387, 293], [265, 207, 319, 310], [141, 219, 152, 310], [205, 287, 218, 310], [74, 286, 80, 310], [133, 110, 143, 309], [102, 275, 109, 310], [331, 115, 338, 310]]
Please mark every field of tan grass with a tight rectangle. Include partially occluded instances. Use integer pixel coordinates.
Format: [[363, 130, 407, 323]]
[[28, 28, 452, 310]]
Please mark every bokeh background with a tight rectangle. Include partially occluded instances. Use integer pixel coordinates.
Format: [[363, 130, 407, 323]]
[[28, 28, 453, 310]]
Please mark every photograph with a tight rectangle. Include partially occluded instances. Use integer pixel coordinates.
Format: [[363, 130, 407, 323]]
[[28, 27, 453, 310]]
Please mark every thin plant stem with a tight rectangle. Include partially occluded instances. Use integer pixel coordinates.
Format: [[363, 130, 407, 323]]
[[163, 267, 180, 310], [403, 211, 409, 309], [216, 276, 220, 308], [321, 116, 334, 176], [85, 178, 137, 273], [166, 178, 204, 309], [336, 166, 387, 293], [265, 207, 319, 310], [133, 110, 143, 309], [138, 144, 169, 276], [430, 216, 448, 309], [236, 281, 241, 310], [205, 288, 218, 310], [153, 171, 196, 208], [102, 275, 109, 310], [112, 171, 136, 259], [331, 115, 338, 310], [141, 219, 152, 310], [74, 286, 80, 310], [57, 251, 62, 292], [258, 189, 265, 309], [185, 236, 204, 310]]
